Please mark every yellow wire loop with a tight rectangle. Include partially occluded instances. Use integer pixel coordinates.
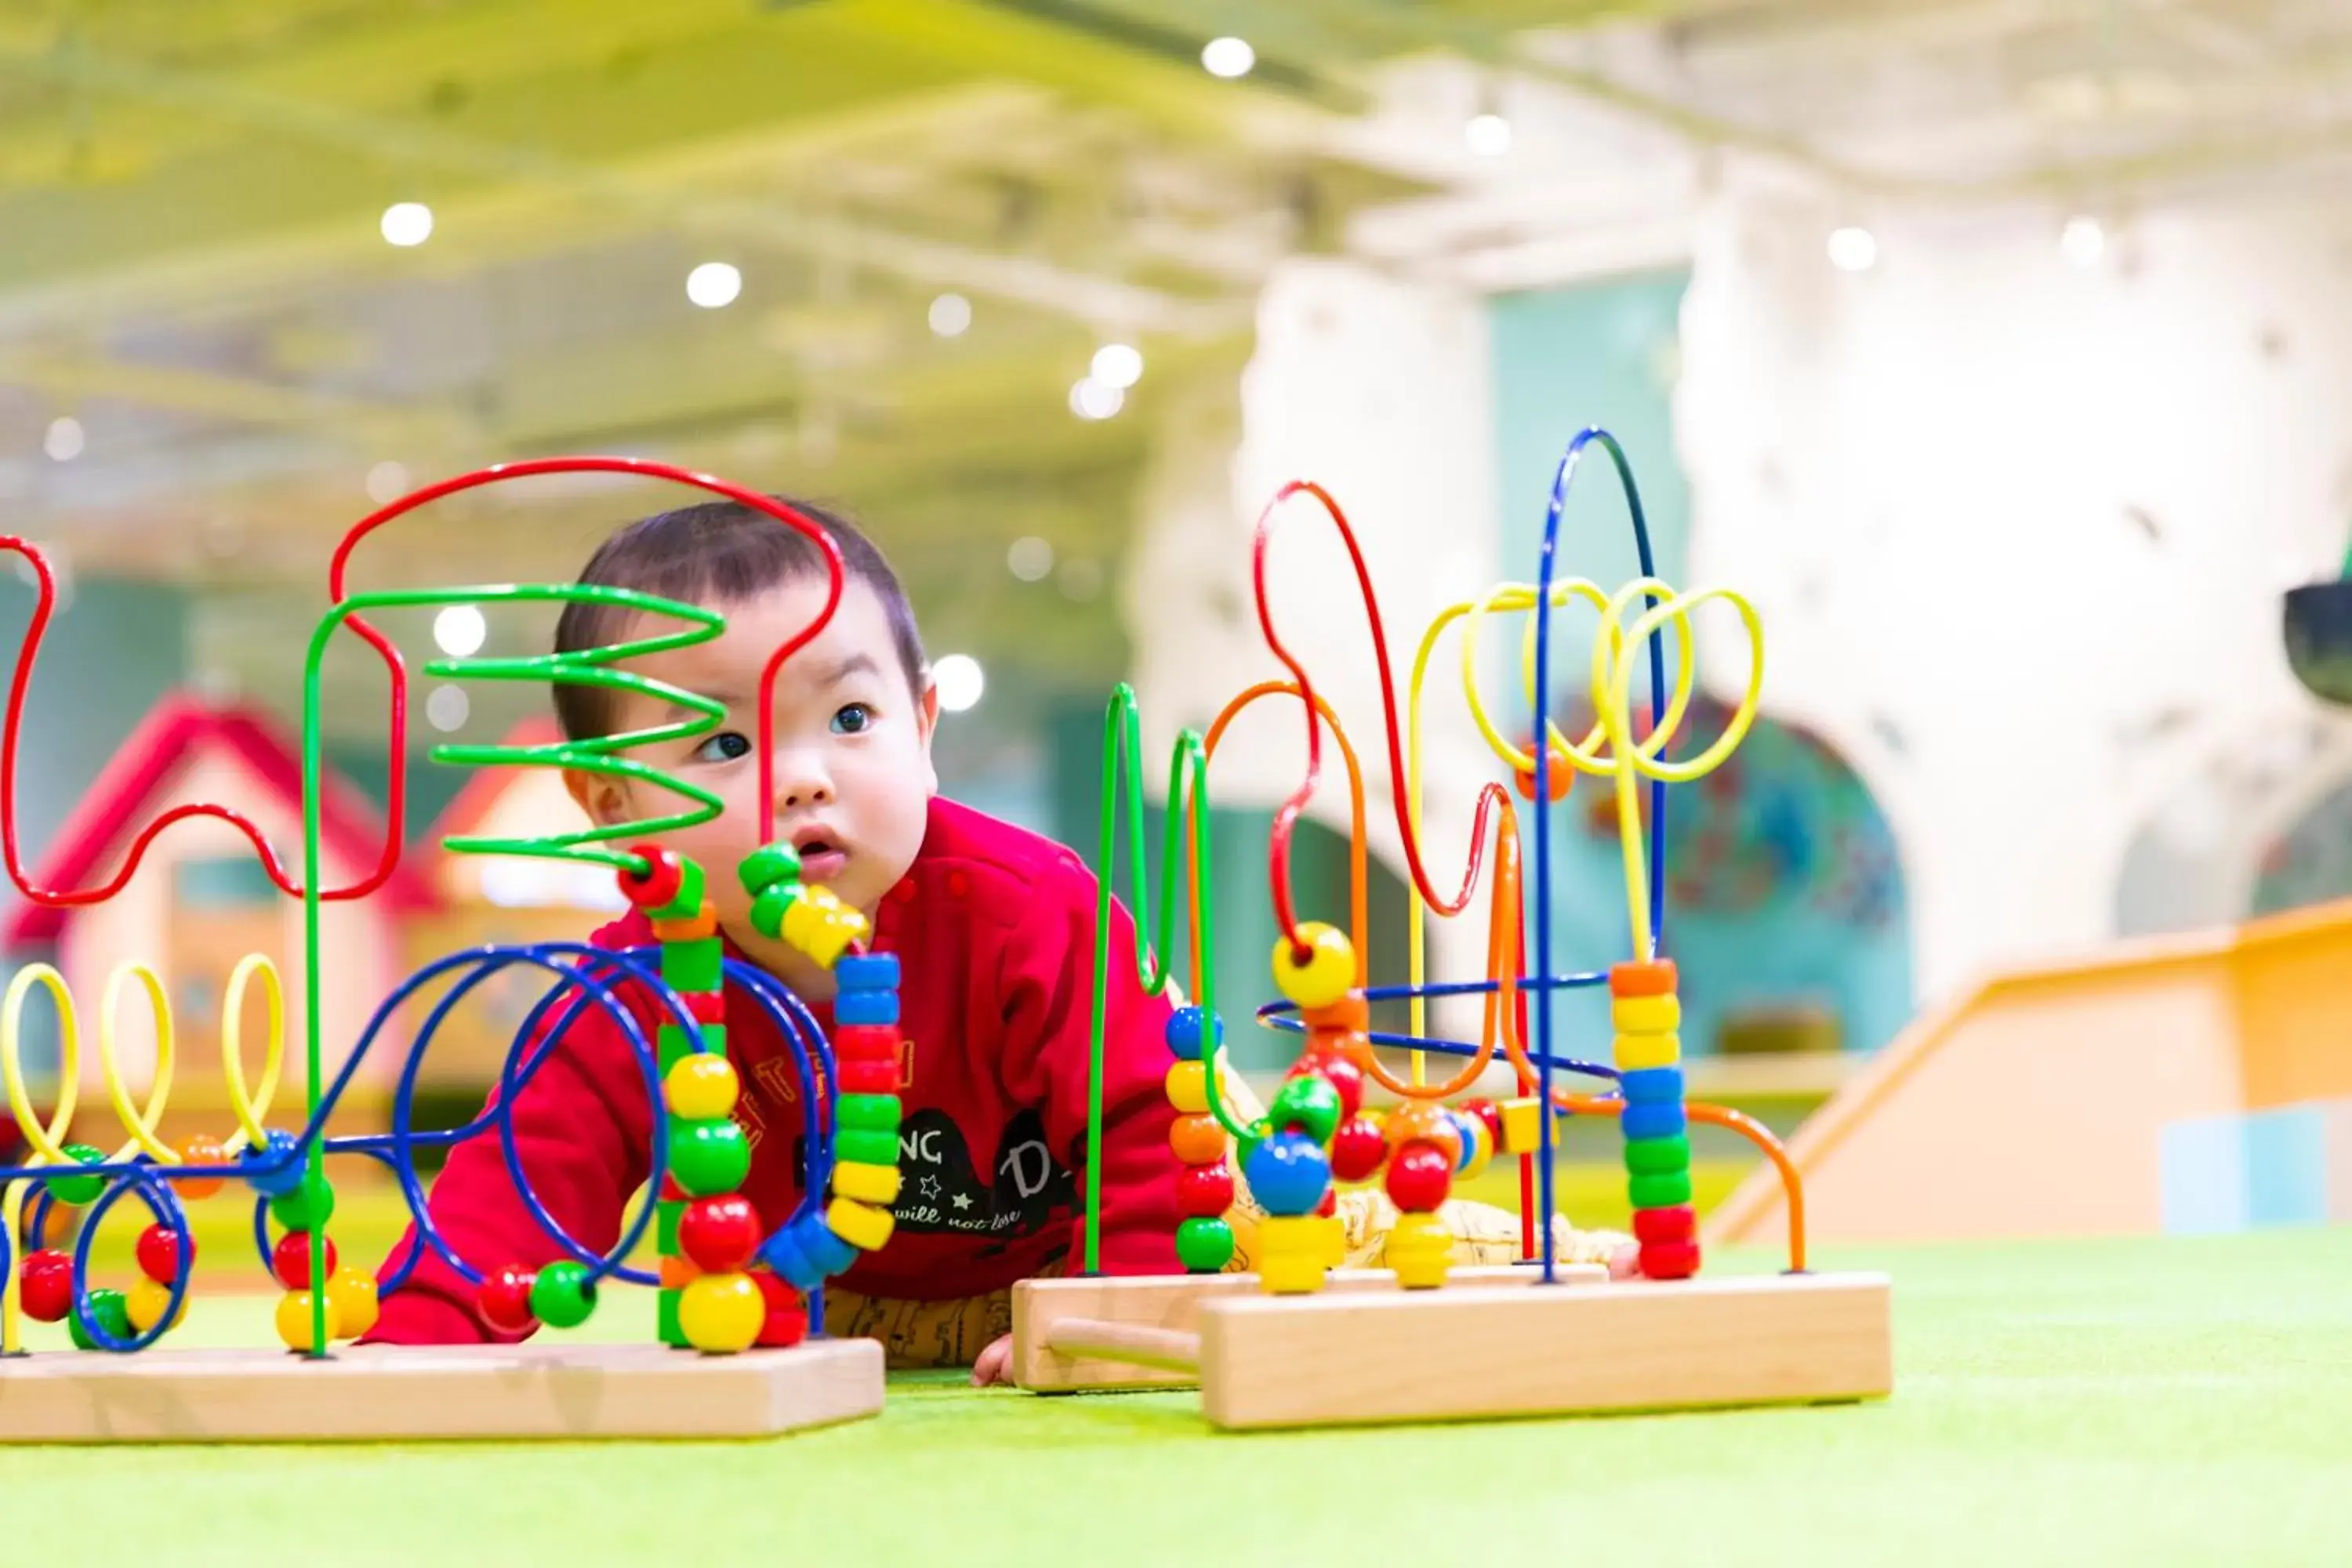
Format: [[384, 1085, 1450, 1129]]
[[100, 964, 177, 1163]]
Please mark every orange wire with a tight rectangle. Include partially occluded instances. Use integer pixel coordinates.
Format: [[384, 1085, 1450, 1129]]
[[1555, 1092, 1808, 1273]]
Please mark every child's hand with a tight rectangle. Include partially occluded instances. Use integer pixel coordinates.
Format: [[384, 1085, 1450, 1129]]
[[971, 1332, 1015, 1386], [1608, 1240, 1641, 1279]]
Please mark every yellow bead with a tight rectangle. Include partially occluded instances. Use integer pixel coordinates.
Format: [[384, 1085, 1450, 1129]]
[[680, 1272, 764, 1353], [327, 1266, 379, 1340], [1314, 1213, 1347, 1269], [829, 1160, 902, 1206], [1269, 921, 1356, 1011], [1164, 1061, 1209, 1115], [1386, 1211, 1452, 1289], [274, 1289, 340, 1352], [1459, 1112, 1494, 1181], [664, 1054, 741, 1121], [827, 1196, 896, 1251], [1614, 1031, 1682, 1072], [1610, 994, 1681, 1035], [1498, 1096, 1545, 1156], [1256, 1215, 1330, 1295], [126, 1276, 187, 1334]]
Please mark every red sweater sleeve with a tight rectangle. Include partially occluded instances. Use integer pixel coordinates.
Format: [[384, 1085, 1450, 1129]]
[[365, 975, 654, 1345], [997, 855, 1180, 1276]]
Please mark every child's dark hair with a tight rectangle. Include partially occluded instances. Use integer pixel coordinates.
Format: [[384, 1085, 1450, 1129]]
[[553, 496, 927, 741]]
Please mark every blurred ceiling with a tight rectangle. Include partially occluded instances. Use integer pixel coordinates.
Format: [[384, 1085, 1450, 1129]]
[[1, 0, 2347, 738]]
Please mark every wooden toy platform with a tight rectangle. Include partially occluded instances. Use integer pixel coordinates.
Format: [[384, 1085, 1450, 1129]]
[[1018, 1268, 1892, 1430], [0, 1338, 883, 1443]]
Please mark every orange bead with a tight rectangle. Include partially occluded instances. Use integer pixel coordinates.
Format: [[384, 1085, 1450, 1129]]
[[660, 1253, 702, 1290], [1609, 959, 1679, 998], [1168, 1113, 1226, 1165], [1513, 738, 1572, 803], [173, 1134, 227, 1200], [1384, 1100, 1462, 1169]]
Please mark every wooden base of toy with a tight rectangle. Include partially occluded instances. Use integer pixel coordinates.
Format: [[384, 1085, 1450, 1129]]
[[1020, 1269, 1892, 1430], [0, 1338, 883, 1443]]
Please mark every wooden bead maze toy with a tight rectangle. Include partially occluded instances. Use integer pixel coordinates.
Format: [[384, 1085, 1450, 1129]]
[[1014, 428, 1893, 1430], [0, 460, 899, 1443]]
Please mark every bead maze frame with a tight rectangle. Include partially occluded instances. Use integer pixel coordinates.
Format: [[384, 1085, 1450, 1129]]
[[1018, 428, 1893, 1429], [0, 462, 904, 1443]]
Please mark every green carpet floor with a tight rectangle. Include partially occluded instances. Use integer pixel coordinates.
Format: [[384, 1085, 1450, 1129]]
[[2, 1229, 2346, 1566]]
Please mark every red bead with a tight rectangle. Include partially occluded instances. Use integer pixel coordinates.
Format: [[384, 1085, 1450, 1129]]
[[1330, 1115, 1388, 1183], [1640, 1240, 1700, 1279], [1296, 1054, 1364, 1120], [477, 1264, 539, 1334], [1175, 1163, 1235, 1219], [659, 1173, 688, 1203], [136, 1223, 190, 1285], [19, 1249, 73, 1323], [833, 1025, 900, 1064], [1461, 1098, 1503, 1147], [837, 1058, 898, 1095], [616, 845, 684, 909], [1632, 1204, 1696, 1245], [754, 1272, 808, 1348], [678, 1193, 763, 1274], [1316, 1187, 1337, 1218], [271, 1230, 339, 1290], [1385, 1139, 1453, 1212], [683, 991, 726, 1025]]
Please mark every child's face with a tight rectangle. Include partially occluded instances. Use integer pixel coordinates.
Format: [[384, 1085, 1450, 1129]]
[[566, 575, 938, 966]]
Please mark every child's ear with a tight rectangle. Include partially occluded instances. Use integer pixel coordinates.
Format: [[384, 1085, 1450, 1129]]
[[564, 768, 632, 828], [918, 680, 941, 796]]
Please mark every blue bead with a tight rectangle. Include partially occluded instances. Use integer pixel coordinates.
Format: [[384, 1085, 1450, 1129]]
[[1619, 1067, 1685, 1104], [759, 1228, 826, 1294], [244, 1130, 305, 1198], [834, 953, 900, 993], [1621, 1101, 1686, 1142], [1243, 1130, 1331, 1218], [1165, 1007, 1222, 1062], [834, 987, 898, 1026], [790, 1210, 860, 1278], [1446, 1109, 1481, 1173]]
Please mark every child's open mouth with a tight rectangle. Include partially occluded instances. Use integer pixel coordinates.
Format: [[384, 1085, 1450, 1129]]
[[791, 830, 848, 885]]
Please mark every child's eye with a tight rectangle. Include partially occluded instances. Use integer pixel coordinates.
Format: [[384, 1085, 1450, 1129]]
[[692, 731, 753, 763], [831, 703, 873, 735]]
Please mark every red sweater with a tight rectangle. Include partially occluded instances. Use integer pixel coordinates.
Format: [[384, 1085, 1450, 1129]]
[[368, 797, 1180, 1343]]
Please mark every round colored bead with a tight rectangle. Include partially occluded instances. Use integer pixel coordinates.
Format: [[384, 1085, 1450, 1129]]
[[269, 1169, 336, 1232], [1385, 1139, 1453, 1213], [667, 1117, 751, 1197], [789, 1209, 861, 1277], [663, 1054, 740, 1121], [1316, 1187, 1338, 1218], [834, 953, 900, 992], [1267, 1073, 1341, 1144], [1303, 1053, 1365, 1119], [1641, 1240, 1700, 1280], [679, 1194, 764, 1273], [1176, 1162, 1236, 1219], [833, 1127, 900, 1167], [835, 1092, 902, 1133], [830, 1160, 902, 1206], [1619, 1065, 1686, 1102], [1330, 1115, 1388, 1183], [835, 987, 898, 1027], [758, 1228, 822, 1294], [826, 1196, 895, 1252], [136, 1222, 189, 1285], [48, 1143, 109, 1207], [477, 1264, 539, 1334], [1164, 1061, 1209, 1115], [126, 1276, 186, 1334], [1386, 1211, 1453, 1289], [70, 1288, 132, 1350], [755, 1272, 808, 1348], [1624, 1134, 1692, 1175], [270, 1230, 337, 1290], [327, 1266, 379, 1340], [1269, 921, 1355, 1011], [832, 1023, 901, 1063], [680, 1272, 764, 1353], [245, 1128, 306, 1197], [19, 1249, 73, 1323], [749, 882, 801, 939], [1461, 1098, 1503, 1147], [1445, 1109, 1481, 1173], [1174, 1216, 1236, 1272], [1628, 1169, 1694, 1210], [172, 1133, 228, 1200], [1621, 1101, 1686, 1142], [274, 1290, 337, 1352], [736, 840, 803, 897], [1385, 1100, 1464, 1170], [1513, 738, 1573, 803], [1243, 1130, 1331, 1218], [1168, 1112, 1225, 1166], [1633, 1204, 1697, 1246], [617, 844, 684, 909], [1164, 1006, 1221, 1062], [530, 1260, 598, 1329], [1609, 958, 1679, 997], [837, 1057, 898, 1096]]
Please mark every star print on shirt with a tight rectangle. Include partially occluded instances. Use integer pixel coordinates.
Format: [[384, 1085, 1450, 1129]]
[[951, 1192, 973, 1211], [918, 1173, 942, 1200]]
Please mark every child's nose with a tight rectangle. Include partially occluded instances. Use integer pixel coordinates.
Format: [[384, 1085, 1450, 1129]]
[[774, 757, 834, 811]]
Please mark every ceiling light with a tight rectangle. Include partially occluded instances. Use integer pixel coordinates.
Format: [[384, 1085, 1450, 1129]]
[[687, 262, 742, 309], [1069, 378, 1124, 421], [1091, 343, 1143, 390], [933, 654, 985, 713], [434, 604, 488, 659], [380, 202, 434, 248], [1202, 37, 1254, 79]]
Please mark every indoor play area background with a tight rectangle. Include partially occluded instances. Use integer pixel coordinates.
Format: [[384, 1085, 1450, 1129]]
[[2, 0, 2349, 1269]]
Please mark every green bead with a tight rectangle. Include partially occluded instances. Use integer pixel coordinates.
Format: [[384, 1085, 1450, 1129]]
[[1175, 1217, 1236, 1273], [834, 1128, 899, 1167], [269, 1170, 336, 1232], [657, 1199, 684, 1254], [1623, 1135, 1691, 1176], [1628, 1170, 1693, 1210], [662, 937, 724, 994], [48, 1143, 108, 1207], [667, 1118, 750, 1197], [1267, 1076, 1341, 1145], [749, 882, 801, 940], [645, 855, 707, 924], [738, 841, 803, 897], [658, 1022, 724, 1073], [835, 1093, 902, 1134], [530, 1261, 598, 1330], [657, 1288, 688, 1348], [69, 1288, 132, 1350]]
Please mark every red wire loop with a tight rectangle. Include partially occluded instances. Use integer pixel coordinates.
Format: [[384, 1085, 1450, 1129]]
[[0, 456, 841, 915], [1251, 480, 1515, 957]]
